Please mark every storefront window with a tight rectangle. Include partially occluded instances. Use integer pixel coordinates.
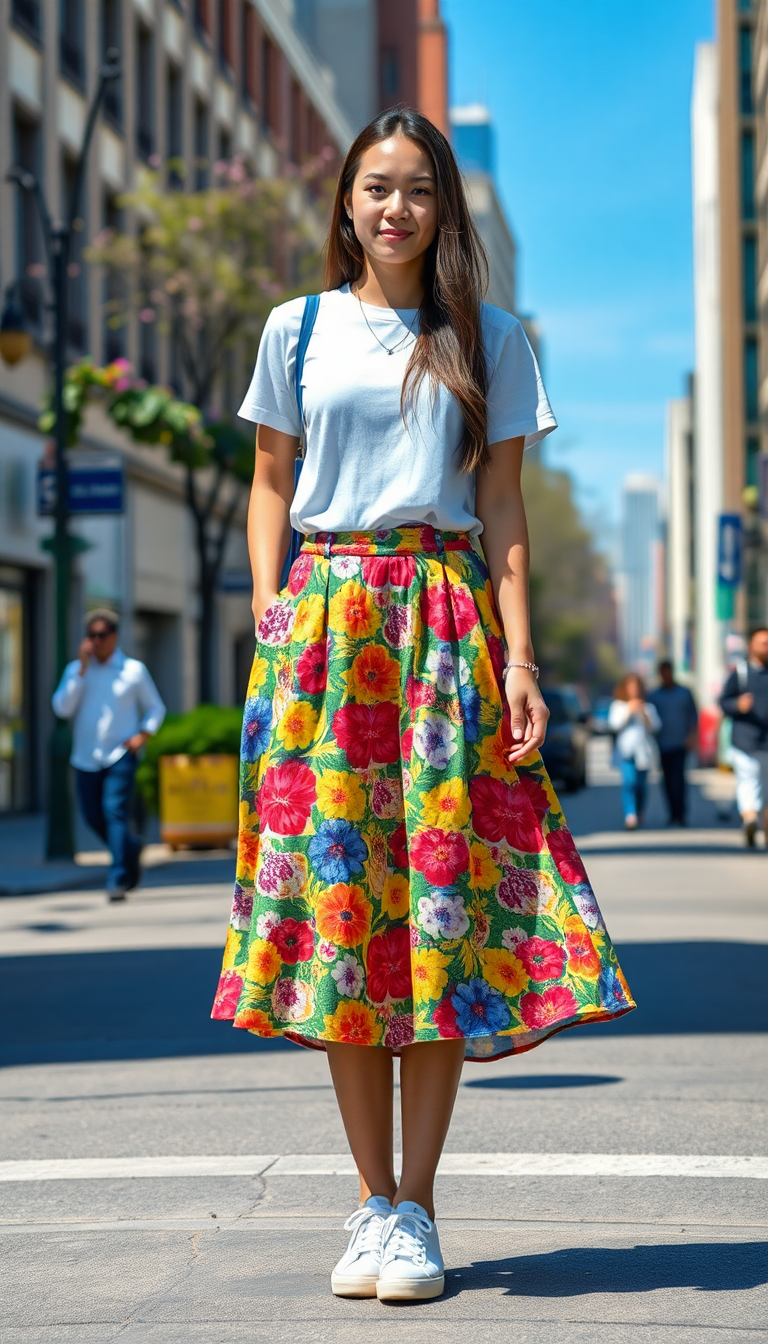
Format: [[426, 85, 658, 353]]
[[0, 568, 29, 812]]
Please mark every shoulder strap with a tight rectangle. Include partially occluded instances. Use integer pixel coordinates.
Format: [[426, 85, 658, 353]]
[[737, 659, 749, 691], [295, 294, 321, 429]]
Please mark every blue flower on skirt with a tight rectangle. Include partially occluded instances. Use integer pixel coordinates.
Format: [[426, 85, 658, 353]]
[[598, 965, 627, 1011], [308, 819, 368, 883], [452, 978, 512, 1037], [241, 697, 272, 762], [458, 683, 481, 742]]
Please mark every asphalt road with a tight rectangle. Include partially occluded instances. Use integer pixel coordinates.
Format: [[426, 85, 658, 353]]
[[1, 747, 766, 1343]]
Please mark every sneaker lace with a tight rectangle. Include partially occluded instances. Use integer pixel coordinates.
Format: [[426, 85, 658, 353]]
[[343, 1204, 386, 1257], [380, 1209, 432, 1267]]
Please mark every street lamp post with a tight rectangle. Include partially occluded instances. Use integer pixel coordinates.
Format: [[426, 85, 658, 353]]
[[5, 49, 121, 859]]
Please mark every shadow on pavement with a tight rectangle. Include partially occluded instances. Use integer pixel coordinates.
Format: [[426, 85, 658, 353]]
[[2, 940, 766, 1067], [464, 1074, 622, 1090], [445, 1240, 768, 1298]]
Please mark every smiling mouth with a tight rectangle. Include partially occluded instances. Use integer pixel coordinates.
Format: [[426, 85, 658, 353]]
[[380, 229, 412, 240]]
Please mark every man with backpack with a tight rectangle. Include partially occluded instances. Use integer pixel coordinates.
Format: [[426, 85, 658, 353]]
[[719, 627, 768, 848]]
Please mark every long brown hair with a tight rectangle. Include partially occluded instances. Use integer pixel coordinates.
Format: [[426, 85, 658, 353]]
[[324, 108, 490, 473]]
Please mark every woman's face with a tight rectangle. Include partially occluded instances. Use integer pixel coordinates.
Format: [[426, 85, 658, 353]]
[[626, 677, 642, 700], [344, 132, 438, 270]]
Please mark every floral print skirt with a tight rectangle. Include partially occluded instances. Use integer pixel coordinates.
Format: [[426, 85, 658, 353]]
[[212, 524, 635, 1061]]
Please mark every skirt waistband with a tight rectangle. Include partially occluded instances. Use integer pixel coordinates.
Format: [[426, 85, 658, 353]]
[[301, 525, 474, 557]]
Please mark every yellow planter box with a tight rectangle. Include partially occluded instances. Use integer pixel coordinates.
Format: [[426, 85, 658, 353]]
[[159, 754, 239, 848]]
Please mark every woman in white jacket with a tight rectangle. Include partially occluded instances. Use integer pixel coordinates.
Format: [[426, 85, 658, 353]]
[[609, 674, 661, 829]]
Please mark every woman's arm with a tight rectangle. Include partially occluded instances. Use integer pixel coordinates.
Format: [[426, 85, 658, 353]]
[[475, 435, 549, 766], [248, 424, 301, 630]]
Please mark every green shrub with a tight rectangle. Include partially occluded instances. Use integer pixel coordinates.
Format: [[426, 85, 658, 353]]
[[136, 703, 243, 813]]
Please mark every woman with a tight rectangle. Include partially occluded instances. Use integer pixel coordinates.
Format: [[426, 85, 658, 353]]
[[212, 108, 634, 1303], [609, 674, 661, 829]]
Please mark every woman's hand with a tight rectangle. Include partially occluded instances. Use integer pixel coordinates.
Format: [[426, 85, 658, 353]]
[[504, 668, 549, 765]]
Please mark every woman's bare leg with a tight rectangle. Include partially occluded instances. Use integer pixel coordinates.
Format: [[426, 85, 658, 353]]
[[325, 1041, 397, 1205], [396, 1038, 466, 1219]]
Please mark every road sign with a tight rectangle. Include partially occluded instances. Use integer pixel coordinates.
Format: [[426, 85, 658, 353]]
[[38, 464, 124, 516], [717, 513, 742, 588]]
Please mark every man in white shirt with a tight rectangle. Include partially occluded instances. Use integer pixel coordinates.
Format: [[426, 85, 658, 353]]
[[52, 609, 166, 901]]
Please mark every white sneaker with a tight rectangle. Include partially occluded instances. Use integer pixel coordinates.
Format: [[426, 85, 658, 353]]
[[376, 1200, 445, 1301], [331, 1195, 393, 1297]]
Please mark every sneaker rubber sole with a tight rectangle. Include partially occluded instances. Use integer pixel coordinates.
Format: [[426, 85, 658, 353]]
[[376, 1273, 445, 1301], [331, 1272, 379, 1298]]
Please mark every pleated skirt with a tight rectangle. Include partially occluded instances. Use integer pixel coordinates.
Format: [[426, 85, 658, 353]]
[[212, 524, 635, 1061]]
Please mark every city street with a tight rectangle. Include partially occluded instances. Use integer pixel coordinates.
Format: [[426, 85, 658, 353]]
[[1, 745, 766, 1342]]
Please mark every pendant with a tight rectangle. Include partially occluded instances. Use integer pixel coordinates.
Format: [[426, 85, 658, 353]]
[[388, 349, 394, 355]]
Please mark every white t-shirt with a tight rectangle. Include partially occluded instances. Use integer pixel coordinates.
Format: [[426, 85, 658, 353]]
[[238, 282, 557, 538]]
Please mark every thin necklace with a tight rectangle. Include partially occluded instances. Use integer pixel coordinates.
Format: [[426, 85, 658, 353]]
[[352, 283, 419, 356]]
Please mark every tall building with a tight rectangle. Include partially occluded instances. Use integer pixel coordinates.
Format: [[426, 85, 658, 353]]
[[618, 475, 663, 680], [665, 384, 696, 677], [450, 104, 516, 314]]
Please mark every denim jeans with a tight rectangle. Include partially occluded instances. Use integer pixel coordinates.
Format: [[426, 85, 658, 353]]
[[75, 752, 141, 891], [619, 757, 648, 821]]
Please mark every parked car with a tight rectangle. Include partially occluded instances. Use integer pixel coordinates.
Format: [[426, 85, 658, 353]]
[[590, 695, 614, 735], [540, 687, 589, 792]]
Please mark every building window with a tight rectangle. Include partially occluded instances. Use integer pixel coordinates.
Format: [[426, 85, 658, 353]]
[[242, 3, 257, 106], [217, 127, 232, 165], [219, 0, 234, 73], [11, 0, 42, 43], [741, 131, 755, 221], [138, 232, 157, 384], [746, 435, 760, 487], [60, 0, 85, 88], [101, 0, 122, 128], [743, 235, 758, 322], [62, 155, 88, 352], [744, 336, 759, 423], [261, 35, 274, 133], [194, 99, 209, 189], [102, 194, 125, 363], [738, 0, 753, 12], [739, 26, 754, 115], [381, 48, 401, 99], [12, 111, 44, 331], [194, 0, 211, 41], [135, 24, 154, 161], [167, 62, 184, 186]]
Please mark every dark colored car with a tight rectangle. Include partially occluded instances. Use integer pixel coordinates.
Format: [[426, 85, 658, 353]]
[[540, 687, 589, 792]]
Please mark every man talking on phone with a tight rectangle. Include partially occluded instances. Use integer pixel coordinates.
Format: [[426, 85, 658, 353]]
[[52, 609, 166, 901]]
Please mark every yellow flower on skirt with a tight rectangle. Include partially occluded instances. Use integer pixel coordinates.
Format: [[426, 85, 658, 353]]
[[381, 872, 409, 919], [316, 769, 367, 821], [346, 645, 400, 703], [324, 1001, 383, 1046], [328, 579, 381, 639], [477, 726, 514, 777], [412, 948, 450, 1002], [469, 840, 502, 890], [247, 938, 282, 986], [277, 700, 319, 750], [482, 948, 528, 997], [293, 593, 326, 643], [421, 779, 472, 830], [249, 655, 269, 691]]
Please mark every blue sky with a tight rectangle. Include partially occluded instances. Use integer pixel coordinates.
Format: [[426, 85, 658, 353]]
[[443, 0, 714, 526]]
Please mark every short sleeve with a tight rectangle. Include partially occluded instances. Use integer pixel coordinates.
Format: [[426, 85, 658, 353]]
[[237, 298, 305, 435], [485, 315, 558, 450]]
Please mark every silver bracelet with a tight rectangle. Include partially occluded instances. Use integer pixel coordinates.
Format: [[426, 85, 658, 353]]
[[502, 660, 539, 680]]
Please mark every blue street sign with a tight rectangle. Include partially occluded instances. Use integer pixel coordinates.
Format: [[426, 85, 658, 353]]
[[717, 513, 743, 588], [37, 465, 124, 515]]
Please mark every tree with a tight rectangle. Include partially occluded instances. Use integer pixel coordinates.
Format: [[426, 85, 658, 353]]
[[84, 156, 332, 701], [522, 456, 621, 689]]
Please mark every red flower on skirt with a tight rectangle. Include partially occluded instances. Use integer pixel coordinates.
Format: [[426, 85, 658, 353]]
[[332, 702, 400, 768], [520, 984, 578, 1030], [269, 917, 314, 965], [362, 555, 416, 589], [410, 827, 470, 885], [287, 553, 313, 595], [401, 726, 414, 761], [516, 773, 550, 823], [259, 759, 317, 835], [296, 641, 328, 694], [547, 827, 590, 887], [487, 633, 506, 682], [406, 675, 437, 710], [469, 776, 543, 851], [366, 926, 412, 1005], [389, 821, 409, 869], [211, 969, 243, 1019], [517, 936, 566, 982], [420, 581, 479, 641], [433, 994, 462, 1037]]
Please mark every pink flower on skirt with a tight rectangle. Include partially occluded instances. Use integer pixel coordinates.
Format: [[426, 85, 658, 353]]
[[211, 969, 243, 1019], [469, 776, 543, 852], [547, 828, 590, 887], [520, 984, 578, 1030]]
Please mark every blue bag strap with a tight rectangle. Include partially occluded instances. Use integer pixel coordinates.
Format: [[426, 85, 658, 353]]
[[294, 293, 320, 434]]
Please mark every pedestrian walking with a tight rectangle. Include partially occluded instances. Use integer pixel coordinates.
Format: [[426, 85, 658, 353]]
[[719, 626, 768, 848], [52, 608, 166, 900], [212, 108, 635, 1304], [647, 660, 698, 826], [609, 674, 661, 829]]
